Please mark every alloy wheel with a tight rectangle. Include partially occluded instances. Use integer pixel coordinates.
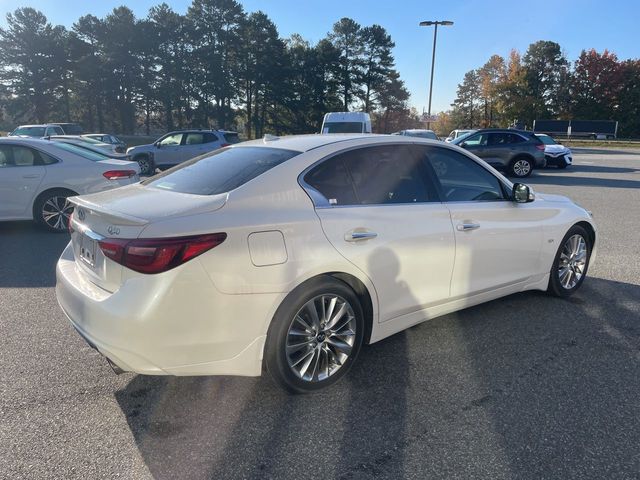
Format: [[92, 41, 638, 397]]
[[513, 159, 531, 177], [285, 294, 357, 383], [558, 234, 587, 289], [42, 196, 73, 231]]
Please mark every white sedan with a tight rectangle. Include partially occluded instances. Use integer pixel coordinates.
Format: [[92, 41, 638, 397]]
[[56, 134, 596, 393], [536, 134, 573, 168], [0, 137, 140, 232]]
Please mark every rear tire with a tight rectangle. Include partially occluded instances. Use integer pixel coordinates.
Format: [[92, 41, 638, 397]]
[[508, 157, 533, 178], [33, 188, 76, 233], [265, 276, 364, 394], [547, 225, 592, 297], [135, 155, 155, 176]]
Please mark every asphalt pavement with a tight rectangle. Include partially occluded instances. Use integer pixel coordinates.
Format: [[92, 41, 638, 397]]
[[1, 148, 639, 479]]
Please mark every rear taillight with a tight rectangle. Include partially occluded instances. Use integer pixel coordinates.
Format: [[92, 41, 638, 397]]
[[535, 144, 545, 151], [103, 170, 137, 180], [220, 143, 230, 148], [98, 233, 227, 274]]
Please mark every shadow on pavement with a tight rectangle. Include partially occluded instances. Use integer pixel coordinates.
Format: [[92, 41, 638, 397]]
[[0, 221, 69, 288], [528, 171, 640, 189], [115, 276, 640, 479]]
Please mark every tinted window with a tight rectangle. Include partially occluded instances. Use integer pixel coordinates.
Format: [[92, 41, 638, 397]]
[[144, 147, 299, 195], [488, 133, 521, 145], [458, 132, 488, 146], [422, 147, 505, 202], [305, 145, 433, 206], [202, 132, 220, 144], [185, 133, 205, 145], [304, 156, 358, 206], [221, 132, 239, 144], [0, 145, 56, 167], [61, 124, 83, 135], [0, 146, 11, 166], [509, 134, 526, 143], [323, 122, 363, 134]]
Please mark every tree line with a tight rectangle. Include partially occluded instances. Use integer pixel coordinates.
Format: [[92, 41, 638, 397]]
[[441, 40, 640, 138], [0, 2, 423, 137]]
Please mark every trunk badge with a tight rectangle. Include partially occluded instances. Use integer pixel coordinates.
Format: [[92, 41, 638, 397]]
[[107, 225, 121, 235]]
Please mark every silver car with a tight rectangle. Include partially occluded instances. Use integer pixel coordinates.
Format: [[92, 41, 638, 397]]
[[126, 129, 239, 175]]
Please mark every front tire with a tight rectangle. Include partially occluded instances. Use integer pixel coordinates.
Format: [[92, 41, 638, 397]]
[[547, 225, 592, 297], [33, 188, 76, 233], [265, 276, 364, 394], [135, 155, 155, 176], [509, 157, 533, 178]]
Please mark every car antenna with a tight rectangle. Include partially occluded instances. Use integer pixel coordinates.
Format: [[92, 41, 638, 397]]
[[263, 134, 279, 143]]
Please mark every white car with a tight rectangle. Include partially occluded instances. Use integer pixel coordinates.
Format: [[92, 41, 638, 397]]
[[56, 134, 596, 393], [535, 134, 572, 168], [392, 129, 439, 140], [445, 129, 476, 142], [50, 135, 120, 154], [0, 137, 140, 232]]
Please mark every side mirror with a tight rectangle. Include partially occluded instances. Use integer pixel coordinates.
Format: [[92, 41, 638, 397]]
[[512, 183, 535, 203], [459, 141, 467, 147], [155, 142, 162, 148]]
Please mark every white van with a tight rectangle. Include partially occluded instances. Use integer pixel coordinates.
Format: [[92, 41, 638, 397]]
[[321, 112, 372, 134]]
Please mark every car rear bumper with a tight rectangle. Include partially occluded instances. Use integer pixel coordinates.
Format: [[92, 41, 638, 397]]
[[56, 242, 282, 376]]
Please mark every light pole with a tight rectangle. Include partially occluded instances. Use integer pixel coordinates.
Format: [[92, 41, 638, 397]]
[[419, 20, 453, 129]]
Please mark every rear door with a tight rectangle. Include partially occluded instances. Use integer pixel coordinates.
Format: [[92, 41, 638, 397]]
[[0, 144, 46, 218], [423, 146, 544, 297], [304, 144, 456, 322]]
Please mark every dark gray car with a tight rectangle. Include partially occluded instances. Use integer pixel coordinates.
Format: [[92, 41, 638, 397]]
[[452, 129, 546, 178]]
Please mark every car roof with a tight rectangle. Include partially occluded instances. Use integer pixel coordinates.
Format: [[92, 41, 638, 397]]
[[473, 128, 533, 135], [404, 129, 436, 133], [0, 137, 53, 144], [239, 133, 383, 152], [15, 124, 59, 128]]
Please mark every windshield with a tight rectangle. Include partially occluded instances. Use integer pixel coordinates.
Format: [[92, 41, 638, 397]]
[[11, 127, 46, 137], [537, 135, 557, 145], [144, 146, 299, 195], [51, 141, 112, 161], [323, 122, 364, 134]]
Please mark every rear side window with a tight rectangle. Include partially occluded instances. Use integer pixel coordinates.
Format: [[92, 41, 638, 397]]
[[144, 146, 299, 195], [185, 133, 205, 145], [0, 145, 58, 166], [221, 132, 240, 144], [202, 132, 220, 144], [304, 145, 434, 206], [51, 142, 111, 162]]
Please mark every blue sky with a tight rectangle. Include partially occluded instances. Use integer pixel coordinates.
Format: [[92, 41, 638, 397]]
[[1, 0, 638, 113]]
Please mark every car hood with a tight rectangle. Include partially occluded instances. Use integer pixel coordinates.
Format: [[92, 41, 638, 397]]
[[127, 143, 154, 154], [535, 192, 573, 204], [544, 144, 570, 154]]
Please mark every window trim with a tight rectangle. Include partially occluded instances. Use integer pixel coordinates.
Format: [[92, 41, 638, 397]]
[[299, 142, 442, 209]]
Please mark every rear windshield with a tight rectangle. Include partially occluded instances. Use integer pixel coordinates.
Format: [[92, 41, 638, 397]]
[[11, 127, 46, 137], [51, 141, 111, 161], [323, 122, 364, 134], [143, 146, 299, 195], [59, 124, 83, 135]]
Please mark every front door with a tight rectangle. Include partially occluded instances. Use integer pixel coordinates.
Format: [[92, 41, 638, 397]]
[[303, 144, 456, 322], [421, 145, 544, 297]]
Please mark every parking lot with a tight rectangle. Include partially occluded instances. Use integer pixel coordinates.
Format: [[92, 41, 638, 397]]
[[1, 148, 639, 479]]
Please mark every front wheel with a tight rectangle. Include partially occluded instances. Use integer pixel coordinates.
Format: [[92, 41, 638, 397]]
[[265, 277, 364, 394], [509, 157, 533, 178], [547, 225, 592, 297], [135, 155, 155, 176]]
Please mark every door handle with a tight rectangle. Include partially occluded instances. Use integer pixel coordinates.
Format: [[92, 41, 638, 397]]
[[22, 174, 40, 179], [456, 223, 480, 231], [345, 231, 378, 242]]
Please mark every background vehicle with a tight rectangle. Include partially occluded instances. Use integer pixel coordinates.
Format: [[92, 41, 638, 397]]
[[321, 112, 372, 134], [533, 119, 618, 139], [56, 134, 595, 394], [51, 123, 83, 135], [83, 134, 127, 153], [49, 135, 121, 154], [536, 134, 572, 169], [452, 128, 546, 178], [9, 124, 65, 137], [0, 137, 139, 232], [392, 129, 439, 140], [126, 129, 238, 175], [445, 129, 476, 142]]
